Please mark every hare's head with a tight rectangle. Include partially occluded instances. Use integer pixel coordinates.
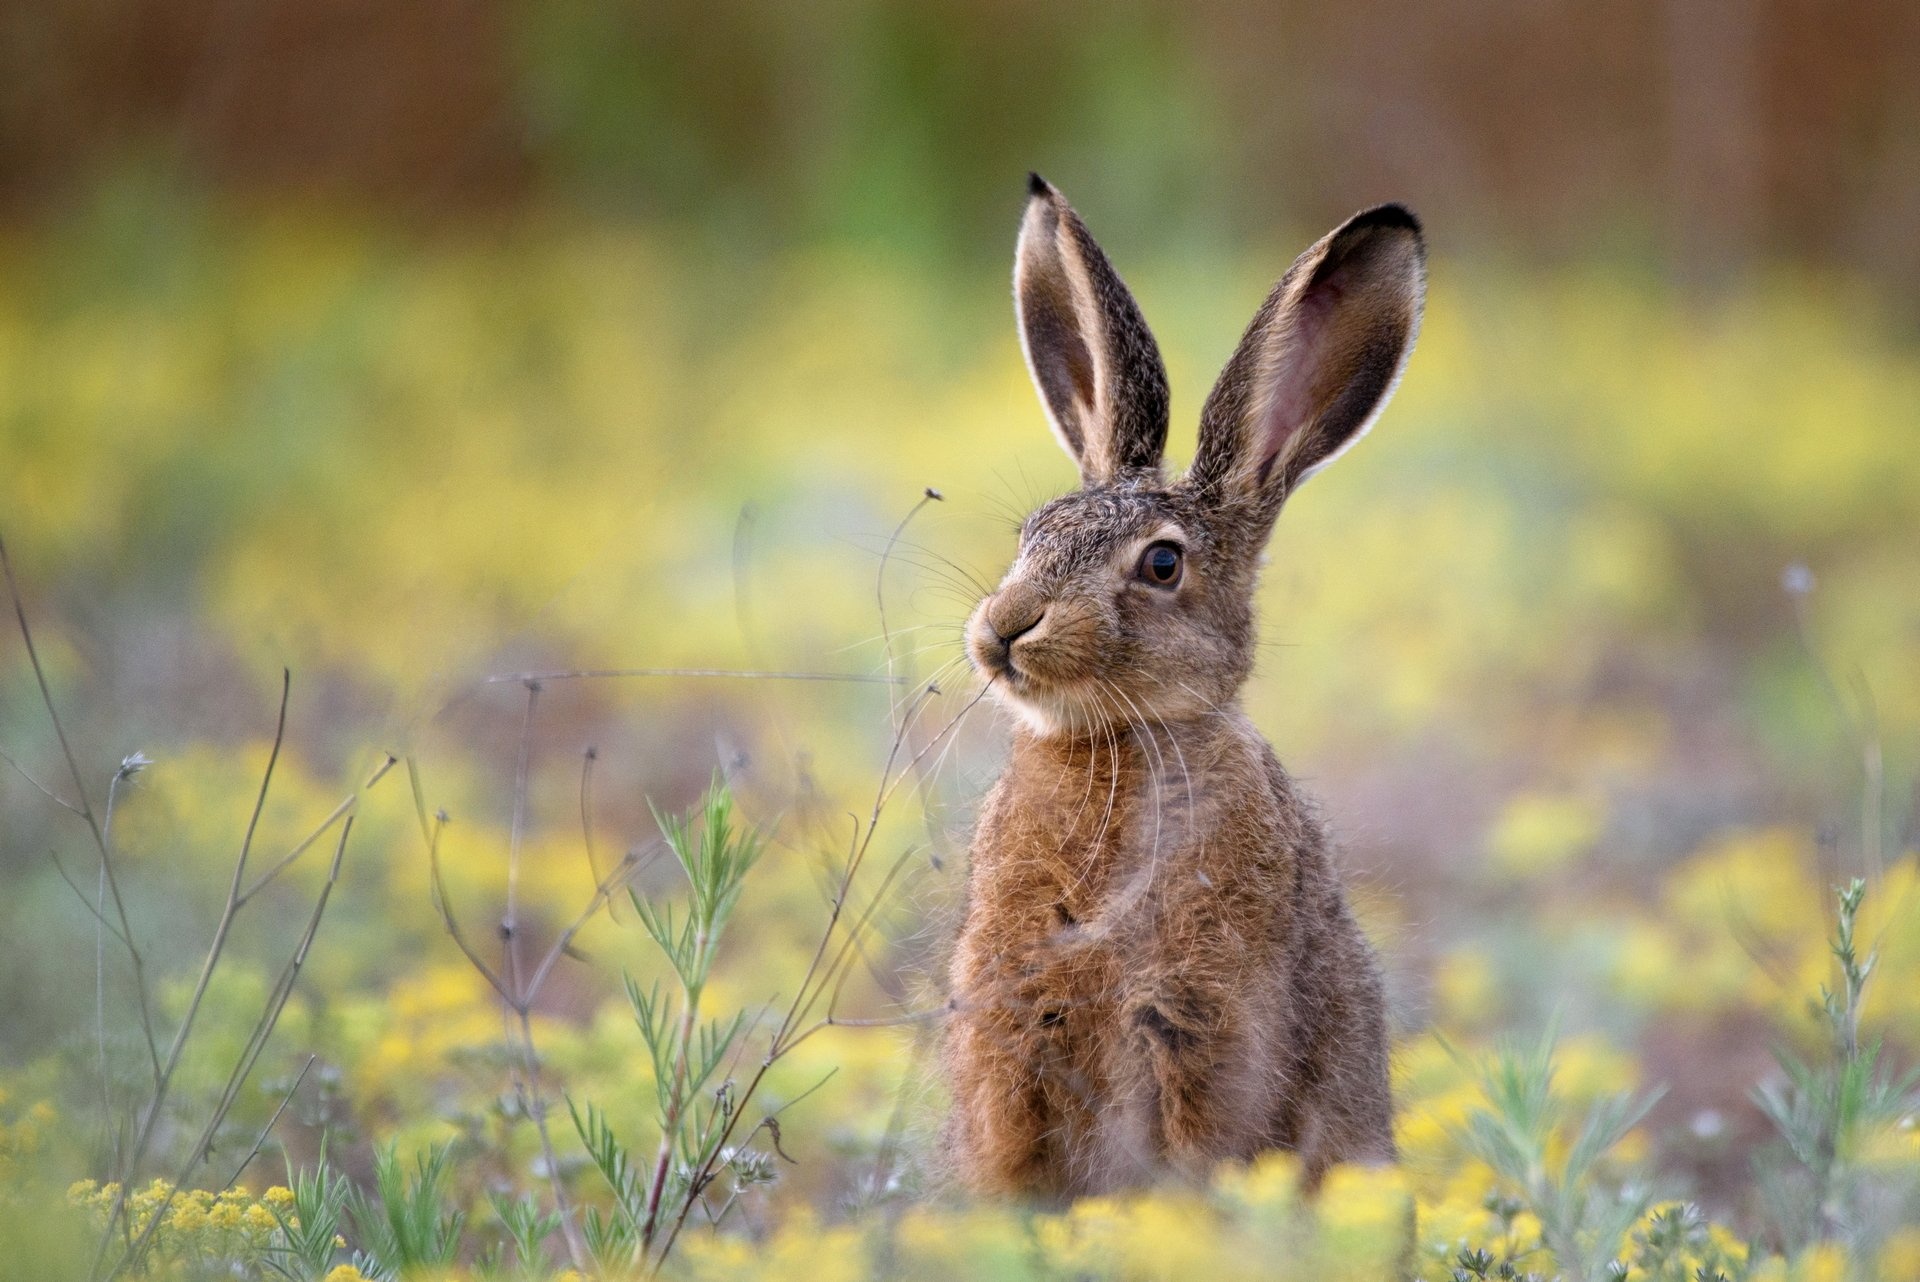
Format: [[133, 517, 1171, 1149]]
[[967, 175, 1426, 736]]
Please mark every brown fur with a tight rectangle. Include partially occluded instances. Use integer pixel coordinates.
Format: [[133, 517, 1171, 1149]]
[[941, 177, 1426, 1198]]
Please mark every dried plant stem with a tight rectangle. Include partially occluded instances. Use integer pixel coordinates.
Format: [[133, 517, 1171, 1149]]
[[5, 530, 389, 1278], [94, 768, 135, 1173], [220, 1055, 317, 1191], [45, 850, 133, 948], [484, 667, 905, 685], [580, 747, 605, 890], [513, 1006, 590, 1271], [2, 532, 163, 1084], [239, 755, 397, 905], [506, 680, 542, 1000], [96, 673, 292, 1237], [877, 489, 944, 735], [0, 743, 83, 813], [83, 712, 390, 1280], [411, 750, 650, 1275], [105, 809, 358, 1280]]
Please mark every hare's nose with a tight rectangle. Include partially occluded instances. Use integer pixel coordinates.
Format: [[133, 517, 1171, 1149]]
[[991, 605, 1045, 649]]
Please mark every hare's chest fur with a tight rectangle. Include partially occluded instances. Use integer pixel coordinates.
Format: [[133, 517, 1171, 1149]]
[[946, 721, 1314, 1194], [986, 724, 1266, 931]]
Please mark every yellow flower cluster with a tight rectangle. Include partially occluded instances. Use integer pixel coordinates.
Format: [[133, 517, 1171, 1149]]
[[0, 1090, 57, 1184], [66, 1178, 291, 1266], [654, 1164, 1920, 1282]]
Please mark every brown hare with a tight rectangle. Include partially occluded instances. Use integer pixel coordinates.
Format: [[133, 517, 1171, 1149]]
[[943, 174, 1426, 1198]]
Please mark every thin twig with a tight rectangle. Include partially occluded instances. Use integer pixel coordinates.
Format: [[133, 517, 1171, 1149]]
[[521, 850, 653, 1006], [580, 747, 606, 894], [505, 680, 542, 1001], [220, 1056, 317, 1191], [877, 489, 943, 736], [110, 673, 292, 1189], [772, 683, 941, 1051], [419, 799, 512, 1004], [96, 766, 132, 1174], [410, 748, 619, 1274], [780, 1006, 948, 1056], [483, 667, 905, 685], [2, 532, 163, 1084], [0, 743, 83, 813], [874, 680, 996, 819], [239, 755, 398, 905], [797, 842, 925, 1033], [512, 1006, 591, 1273], [1786, 571, 1887, 882], [45, 850, 133, 950], [108, 812, 353, 1279]]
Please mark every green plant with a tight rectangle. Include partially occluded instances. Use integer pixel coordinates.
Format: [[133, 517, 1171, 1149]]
[[485, 1191, 564, 1281], [345, 1143, 467, 1279], [265, 1147, 351, 1280], [1448, 1244, 1550, 1282], [568, 782, 784, 1273], [1615, 1202, 1745, 1282], [1451, 1028, 1662, 1282], [1751, 878, 1920, 1262]]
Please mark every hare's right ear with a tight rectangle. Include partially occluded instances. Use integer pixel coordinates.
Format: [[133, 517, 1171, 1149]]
[[1014, 174, 1170, 487], [1188, 204, 1426, 515]]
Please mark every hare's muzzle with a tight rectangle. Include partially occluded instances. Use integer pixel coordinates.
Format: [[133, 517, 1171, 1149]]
[[970, 591, 1048, 680]]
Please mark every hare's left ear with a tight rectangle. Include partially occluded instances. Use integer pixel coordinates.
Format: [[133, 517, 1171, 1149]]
[[1189, 204, 1426, 512], [1014, 174, 1169, 487]]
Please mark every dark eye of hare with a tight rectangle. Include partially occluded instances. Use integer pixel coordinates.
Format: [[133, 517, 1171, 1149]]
[[1137, 541, 1183, 588]]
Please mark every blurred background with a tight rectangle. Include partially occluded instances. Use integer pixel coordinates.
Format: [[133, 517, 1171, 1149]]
[[2, 0, 1918, 1238]]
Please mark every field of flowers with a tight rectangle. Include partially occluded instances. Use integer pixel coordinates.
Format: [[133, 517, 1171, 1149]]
[[2, 193, 1917, 1279]]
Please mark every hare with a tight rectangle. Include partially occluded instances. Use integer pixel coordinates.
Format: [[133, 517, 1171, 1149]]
[[942, 174, 1426, 1198]]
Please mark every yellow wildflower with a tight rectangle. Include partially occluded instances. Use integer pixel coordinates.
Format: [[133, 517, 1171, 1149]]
[[168, 1198, 210, 1234]]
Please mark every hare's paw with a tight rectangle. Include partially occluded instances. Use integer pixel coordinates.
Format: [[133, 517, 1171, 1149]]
[[944, 1017, 1075, 1196], [1126, 985, 1215, 1059], [1126, 985, 1251, 1164]]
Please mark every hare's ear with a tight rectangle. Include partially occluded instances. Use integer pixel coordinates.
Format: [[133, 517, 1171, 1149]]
[[1014, 174, 1170, 487], [1189, 204, 1425, 512]]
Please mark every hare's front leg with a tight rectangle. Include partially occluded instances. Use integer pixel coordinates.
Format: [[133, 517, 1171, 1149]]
[[943, 985, 1056, 1194], [1122, 887, 1276, 1172], [945, 913, 1097, 1196], [1122, 974, 1248, 1169]]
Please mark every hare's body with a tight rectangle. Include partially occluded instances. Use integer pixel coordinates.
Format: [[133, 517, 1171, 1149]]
[[946, 713, 1392, 1195], [940, 176, 1426, 1197]]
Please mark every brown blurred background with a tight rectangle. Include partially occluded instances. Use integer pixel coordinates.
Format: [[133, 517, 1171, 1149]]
[[5, 0, 1919, 301]]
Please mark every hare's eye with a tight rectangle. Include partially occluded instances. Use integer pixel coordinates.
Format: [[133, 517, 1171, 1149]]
[[1137, 541, 1183, 588]]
